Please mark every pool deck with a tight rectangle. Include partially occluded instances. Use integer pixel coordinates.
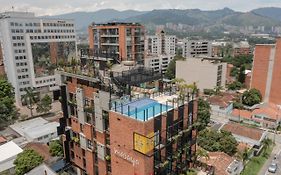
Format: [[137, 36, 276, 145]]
[[112, 94, 180, 121]]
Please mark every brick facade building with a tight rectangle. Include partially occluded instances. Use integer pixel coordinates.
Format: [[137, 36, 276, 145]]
[[57, 66, 198, 175], [251, 38, 281, 104], [88, 23, 145, 64]]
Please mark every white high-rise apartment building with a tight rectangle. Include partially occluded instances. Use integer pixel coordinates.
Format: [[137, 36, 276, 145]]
[[145, 30, 176, 73], [146, 30, 176, 56], [0, 12, 77, 105], [182, 39, 211, 58]]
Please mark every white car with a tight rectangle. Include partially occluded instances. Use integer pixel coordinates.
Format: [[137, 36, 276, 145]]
[[268, 163, 278, 173]]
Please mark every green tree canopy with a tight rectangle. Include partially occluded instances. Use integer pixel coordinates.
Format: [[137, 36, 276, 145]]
[[165, 56, 186, 79], [14, 149, 44, 175], [195, 98, 211, 131], [222, 55, 253, 68], [197, 129, 238, 156], [0, 77, 18, 126], [36, 94, 52, 114], [49, 140, 63, 157], [228, 81, 243, 91], [242, 88, 262, 106]]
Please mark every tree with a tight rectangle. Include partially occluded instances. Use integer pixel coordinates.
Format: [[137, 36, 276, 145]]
[[14, 149, 44, 175], [237, 147, 251, 165], [195, 147, 209, 163], [49, 140, 63, 157], [214, 86, 223, 95], [0, 77, 18, 126], [21, 88, 38, 117], [242, 88, 262, 106], [238, 65, 246, 84], [165, 56, 185, 79], [197, 129, 238, 156], [195, 98, 211, 131], [36, 94, 52, 114], [261, 138, 272, 155], [228, 81, 243, 90]]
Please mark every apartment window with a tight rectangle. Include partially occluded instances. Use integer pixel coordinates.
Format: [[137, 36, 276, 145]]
[[87, 139, 93, 150]]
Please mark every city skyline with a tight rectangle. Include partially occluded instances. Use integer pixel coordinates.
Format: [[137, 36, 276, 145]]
[[1, 0, 281, 16]]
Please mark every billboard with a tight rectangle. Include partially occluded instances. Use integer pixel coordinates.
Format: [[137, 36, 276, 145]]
[[133, 132, 154, 155]]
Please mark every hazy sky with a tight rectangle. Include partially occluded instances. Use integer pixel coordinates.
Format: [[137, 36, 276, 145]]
[[1, 0, 281, 16]]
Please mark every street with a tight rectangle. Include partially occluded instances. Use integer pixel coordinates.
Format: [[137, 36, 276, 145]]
[[259, 132, 281, 175]]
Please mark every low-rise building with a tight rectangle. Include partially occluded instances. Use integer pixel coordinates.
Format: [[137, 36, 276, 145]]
[[208, 93, 236, 117], [10, 117, 59, 144], [0, 141, 23, 174], [176, 57, 227, 91], [230, 103, 281, 129], [222, 122, 267, 155], [199, 152, 243, 175]]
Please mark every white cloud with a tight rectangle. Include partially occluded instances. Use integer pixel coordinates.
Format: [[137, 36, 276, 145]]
[[0, 0, 281, 16]]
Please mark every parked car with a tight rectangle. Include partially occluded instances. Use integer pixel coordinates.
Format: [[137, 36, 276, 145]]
[[268, 163, 278, 173]]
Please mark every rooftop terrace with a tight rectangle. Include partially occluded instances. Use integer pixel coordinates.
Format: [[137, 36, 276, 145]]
[[111, 91, 191, 121]]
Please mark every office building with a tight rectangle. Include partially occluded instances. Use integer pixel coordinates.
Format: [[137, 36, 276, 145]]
[[251, 38, 281, 104], [88, 22, 145, 64], [146, 30, 176, 56], [0, 12, 77, 105], [56, 62, 198, 175], [182, 39, 211, 58], [176, 57, 227, 91]]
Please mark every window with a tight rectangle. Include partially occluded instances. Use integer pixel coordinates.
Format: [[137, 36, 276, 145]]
[[87, 139, 93, 150]]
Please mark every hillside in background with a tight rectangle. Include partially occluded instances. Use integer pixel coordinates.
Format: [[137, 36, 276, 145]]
[[252, 7, 281, 22], [46, 7, 281, 34], [44, 9, 146, 31]]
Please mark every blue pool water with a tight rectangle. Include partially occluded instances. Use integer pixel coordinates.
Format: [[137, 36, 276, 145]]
[[115, 98, 172, 121]]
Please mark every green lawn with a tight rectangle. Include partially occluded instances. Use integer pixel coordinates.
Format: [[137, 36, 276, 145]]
[[241, 145, 274, 175]]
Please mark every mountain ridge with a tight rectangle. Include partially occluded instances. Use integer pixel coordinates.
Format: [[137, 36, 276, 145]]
[[45, 7, 281, 33]]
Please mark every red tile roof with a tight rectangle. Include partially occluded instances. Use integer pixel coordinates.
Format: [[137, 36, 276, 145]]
[[200, 152, 235, 175], [237, 142, 251, 153], [232, 103, 281, 122], [208, 92, 237, 108], [24, 142, 52, 161], [252, 103, 280, 120], [222, 122, 264, 141], [0, 136, 7, 144], [232, 109, 252, 119]]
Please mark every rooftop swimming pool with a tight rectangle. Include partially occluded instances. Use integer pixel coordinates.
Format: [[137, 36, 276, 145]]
[[113, 98, 172, 121]]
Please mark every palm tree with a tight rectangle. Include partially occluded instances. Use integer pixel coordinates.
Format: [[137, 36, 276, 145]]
[[214, 86, 223, 95], [236, 147, 251, 165], [21, 88, 38, 117], [195, 147, 209, 164], [261, 138, 272, 155]]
